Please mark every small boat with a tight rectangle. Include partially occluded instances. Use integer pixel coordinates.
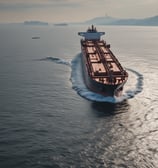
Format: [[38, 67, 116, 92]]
[[32, 36, 40, 39]]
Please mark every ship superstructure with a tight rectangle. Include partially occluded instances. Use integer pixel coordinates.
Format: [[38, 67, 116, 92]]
[[78, 25, 128, 97]]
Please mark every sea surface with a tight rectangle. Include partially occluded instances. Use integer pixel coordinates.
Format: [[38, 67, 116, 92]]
[[0, 24, 158, 168]]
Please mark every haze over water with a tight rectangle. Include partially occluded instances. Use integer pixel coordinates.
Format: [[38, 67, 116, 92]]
[[0, 24, 158, 167]]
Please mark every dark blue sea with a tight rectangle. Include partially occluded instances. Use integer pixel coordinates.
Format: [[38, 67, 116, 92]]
[[0, 24, 158, 168]]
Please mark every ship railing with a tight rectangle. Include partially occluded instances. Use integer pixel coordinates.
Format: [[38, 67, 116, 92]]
[[83, 46, 98, 76], [98, 41, 127, 76], [82, 40, 128, 81], [94, 41, 111, 74], [93, 76, 127, 85], [108, 49, 125, 72], [85, 56, 95, 77], [85, 64, 91, 76]]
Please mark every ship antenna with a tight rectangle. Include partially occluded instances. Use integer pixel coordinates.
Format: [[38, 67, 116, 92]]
[[92, 24, 94, 31]]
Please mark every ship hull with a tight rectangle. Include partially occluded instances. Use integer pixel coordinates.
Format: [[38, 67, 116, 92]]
[[81, 52, 125, 97], [78, 26, 128, 97]]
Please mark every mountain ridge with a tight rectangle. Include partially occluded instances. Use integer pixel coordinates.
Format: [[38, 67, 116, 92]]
[[84, 15, 158, 26]]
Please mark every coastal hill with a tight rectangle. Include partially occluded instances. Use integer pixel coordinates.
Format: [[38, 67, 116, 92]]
[[85, 15, 158, 26]]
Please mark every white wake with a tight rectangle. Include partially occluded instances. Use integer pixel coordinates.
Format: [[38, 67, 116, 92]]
[[39, 56, 71, 66], [41, 54, 143, 103]]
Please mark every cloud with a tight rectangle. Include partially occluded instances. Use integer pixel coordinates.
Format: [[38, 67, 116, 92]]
[[0, 0, 158, 22], [0, 0, 83, 10]]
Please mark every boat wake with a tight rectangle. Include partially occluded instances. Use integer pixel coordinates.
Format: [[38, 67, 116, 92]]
[[39, 56, 71, 66], [71, 54, 144, 103], [41, 54, 143, 103]]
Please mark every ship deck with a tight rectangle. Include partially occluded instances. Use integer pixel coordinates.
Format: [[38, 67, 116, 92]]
[[81, 40, 128, 85]]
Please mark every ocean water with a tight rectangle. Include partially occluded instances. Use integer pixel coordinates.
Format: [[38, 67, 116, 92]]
[[0, 24, 158, 168]]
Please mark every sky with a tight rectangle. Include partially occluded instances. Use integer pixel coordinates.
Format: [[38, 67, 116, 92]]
[[0, 0, 158, 23]]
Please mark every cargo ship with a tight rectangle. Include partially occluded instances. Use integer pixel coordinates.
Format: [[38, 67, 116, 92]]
[[78, 25, 128, 97]]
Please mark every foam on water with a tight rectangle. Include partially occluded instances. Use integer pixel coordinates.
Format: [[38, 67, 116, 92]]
[[71, 54, 144, 103], [39, 56, 71, 66], [41, 54, 143, 103]]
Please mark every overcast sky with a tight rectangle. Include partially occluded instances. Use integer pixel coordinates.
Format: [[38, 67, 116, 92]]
[[0, 0, 158, 23]]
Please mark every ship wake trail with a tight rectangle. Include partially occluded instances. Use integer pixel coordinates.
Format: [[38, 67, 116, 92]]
[[71, 54, 144, 103], [123, 68, 144, 98], [40, 55, 143, 103], [39, 56, 71, 66]]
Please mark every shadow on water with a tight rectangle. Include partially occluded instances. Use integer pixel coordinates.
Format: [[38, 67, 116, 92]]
[[91, 100, 130, 117]]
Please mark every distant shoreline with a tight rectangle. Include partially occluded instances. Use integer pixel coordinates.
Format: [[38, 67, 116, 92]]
[[54, 23, 68, 26], [24, 21, 48, 26], [0, 15, 158, 27]]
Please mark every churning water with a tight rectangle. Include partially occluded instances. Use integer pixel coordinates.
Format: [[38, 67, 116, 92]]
[[0, 24, 158, 168], [45, 54, 144, 103]]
